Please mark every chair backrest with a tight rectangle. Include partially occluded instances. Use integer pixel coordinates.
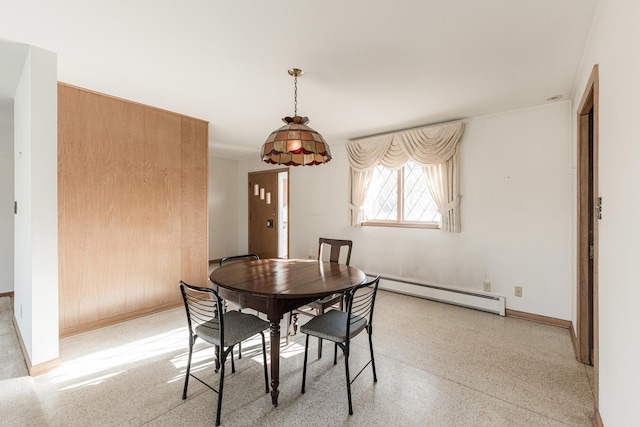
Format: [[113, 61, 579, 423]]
[[345, 275, 380, 338], [219, 254, 259, 267], [318, 238, 352, 265], [179, 281, 224, 344]]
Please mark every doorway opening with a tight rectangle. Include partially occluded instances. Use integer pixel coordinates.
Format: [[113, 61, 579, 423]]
[[277, 170, 289, 258]]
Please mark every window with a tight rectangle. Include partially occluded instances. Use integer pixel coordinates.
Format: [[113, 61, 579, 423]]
[[346, 121, 463, 232], [362, 161, 440, 227]]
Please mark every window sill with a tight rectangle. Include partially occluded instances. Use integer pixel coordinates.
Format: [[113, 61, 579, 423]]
[[360, 221, 440, 230]]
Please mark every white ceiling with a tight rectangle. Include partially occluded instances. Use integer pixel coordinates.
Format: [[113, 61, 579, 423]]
[[0, 0, 599, 159]]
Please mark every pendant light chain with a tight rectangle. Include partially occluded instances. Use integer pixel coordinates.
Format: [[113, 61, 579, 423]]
[[293, 73, 298, 117]]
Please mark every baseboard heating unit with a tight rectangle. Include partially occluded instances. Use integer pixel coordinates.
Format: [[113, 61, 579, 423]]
[[375, 275, 506, 316]]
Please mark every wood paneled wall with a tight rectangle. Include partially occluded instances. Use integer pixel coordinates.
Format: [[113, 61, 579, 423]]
[[58, 83, 208, 336]]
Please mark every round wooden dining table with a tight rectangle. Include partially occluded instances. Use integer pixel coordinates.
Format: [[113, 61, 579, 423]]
[[209, 258, 366, 406]]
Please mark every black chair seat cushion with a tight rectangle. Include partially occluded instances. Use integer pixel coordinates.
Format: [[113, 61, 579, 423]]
[[195, 311, 269, 347], [300, 310, 367, 343]]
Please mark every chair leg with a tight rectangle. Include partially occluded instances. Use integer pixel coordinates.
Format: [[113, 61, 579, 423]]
[[215, 349, 227, 427], [334, 342, 338, 365], [261, 332, 269, 393], [293, 312, 299, 335], [368, 326, 377, 382], [182, 337, 194, 399], [317, 307, 324, 359], [237, 308, 243, 359], [344, 347, 353, 415], [230, 345, 236, 373], [301, 334, 310, 394], [285, 312, 292, 346]]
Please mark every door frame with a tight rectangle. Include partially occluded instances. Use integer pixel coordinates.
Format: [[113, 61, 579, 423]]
[[576, 64, 599, 403]]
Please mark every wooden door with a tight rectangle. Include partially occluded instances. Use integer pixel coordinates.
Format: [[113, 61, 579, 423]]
[[577, 65, 598, 368], [576, 63, 599, 415], [248, 170, 286, 259]]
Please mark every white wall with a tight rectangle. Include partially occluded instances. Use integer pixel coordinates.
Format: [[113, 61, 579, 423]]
[[14, 46, 59, 367], [572, 0, 640, 424], [0, 100, 14, 294], [238, 101, 573, 319], [208, 155, 240, 260]]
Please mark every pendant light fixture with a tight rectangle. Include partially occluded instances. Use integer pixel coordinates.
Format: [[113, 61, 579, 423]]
[[261, 68, 331, 166]]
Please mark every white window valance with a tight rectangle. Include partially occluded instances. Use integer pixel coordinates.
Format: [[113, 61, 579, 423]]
[[346, 121, 464, 232]]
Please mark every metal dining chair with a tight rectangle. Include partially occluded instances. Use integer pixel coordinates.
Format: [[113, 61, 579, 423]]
[[300, 275, 380, 415], [219, 254, 259, 358], [179, 281, 269, 426], [289, 238, 352, 358], [219, 254, 259, 266]]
